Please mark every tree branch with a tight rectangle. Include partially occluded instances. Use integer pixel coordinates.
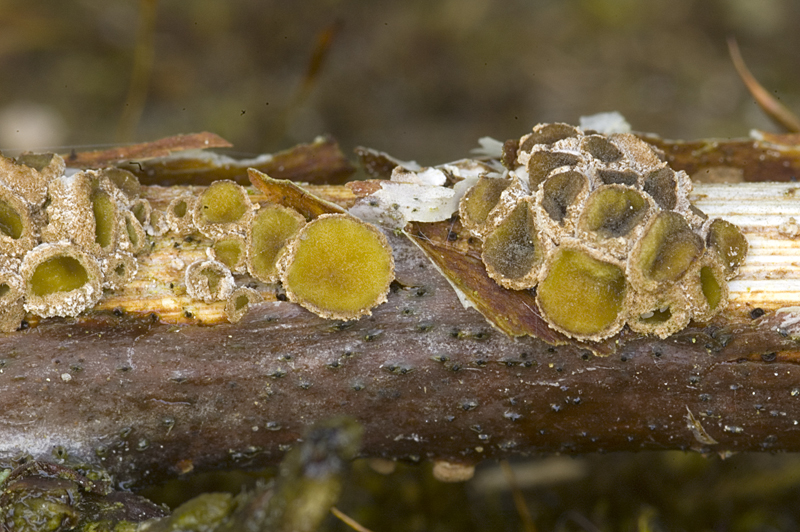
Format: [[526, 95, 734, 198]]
[[2, 134, 800, 489]]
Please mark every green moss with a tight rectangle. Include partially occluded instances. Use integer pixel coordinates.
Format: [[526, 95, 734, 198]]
[[165, 492, 234, 530], [580, 186, 648, 239], [30, 256, 89, 296], [199, 181, 248, 224], [634, 211, 703, 284], [537, 248, 626, 337], [541, 170, 587, 223], [0, 197, 23, 239], [482, 200, 542, 286]]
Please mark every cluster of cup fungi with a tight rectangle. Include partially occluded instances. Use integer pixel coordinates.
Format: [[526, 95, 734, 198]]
[[0, 153, 394, 332], [0, 153, 151, 331], [458, 123, 748, 341], [165, 178, 394, 322], [0, 122, 747, 343]]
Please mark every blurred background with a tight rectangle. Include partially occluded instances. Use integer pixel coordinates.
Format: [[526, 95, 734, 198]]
[[6, 1, 800, 530], [1, 0, 799, 163]]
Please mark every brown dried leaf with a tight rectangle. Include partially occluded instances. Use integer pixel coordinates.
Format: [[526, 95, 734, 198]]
[[128, 136, 356, 187], [248, 168, 346, 219], [64, 132, 232, 168], [406, 219, 566, 343], [640, 135, 800, 183]]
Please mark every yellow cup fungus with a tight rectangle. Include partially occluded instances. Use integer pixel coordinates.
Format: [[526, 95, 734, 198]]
[[246, 204, 306, 283], [459, 122, 749, 341], [166, 196, 197, 236], [0, 185, 35, 257], [482, 198, 544, 289], [458, 176, 511, 235], [213, 235, 247, 273], [536, 245, 627, 338], [224, 286, 264, 324], [706, 218, 749, 277], [279, 214, 394, 320], [21, 243, 102, 318], [185, 259, 235, 303], [193, 180, 252, 239]]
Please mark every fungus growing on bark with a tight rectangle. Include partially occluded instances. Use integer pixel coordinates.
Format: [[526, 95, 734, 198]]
[[21, 243, 102, 318], [166, 196, 197, 236], [213, 235, 247, 273], [456, 122, 748, 341], [100, 253, 137, 290], [101, 167, 141, 199], [185, 260, 235, 303], [481, 198, 544, 289], [130, 199, 151, 227], [519, 122, 579, 151], [279, 214, 394, 320], [225, 286, 263, 323], [526, 151, 581, 189], [706, 218, 749, 277], [246, 204, 306, 283], [193, 180, 252, 239], [0, 152, 64, 208], [631, 211, 703, 289], [536, 245, 627, 340], [0, 186, 35, 257], [120, 210, 147, 255], [458, 176, 511, 235]]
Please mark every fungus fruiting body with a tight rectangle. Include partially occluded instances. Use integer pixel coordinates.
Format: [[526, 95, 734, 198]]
[[279, 214, 394, 320], [246, 204, 306, 283], [457, 122, 748, 341], [0, 160, 154, 326], [21, 243, 102, 318]]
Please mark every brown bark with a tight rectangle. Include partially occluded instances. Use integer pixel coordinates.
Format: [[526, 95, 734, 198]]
[[1, 203, 798, 489], [3, 134, 800, 489]]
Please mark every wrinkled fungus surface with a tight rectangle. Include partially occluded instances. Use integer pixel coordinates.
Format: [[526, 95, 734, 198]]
[[458, 122, 748, 340]]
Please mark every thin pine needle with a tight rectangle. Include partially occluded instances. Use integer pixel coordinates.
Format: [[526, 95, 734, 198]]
[[331, 506, 375, 532], [728, 37, 800, 133]]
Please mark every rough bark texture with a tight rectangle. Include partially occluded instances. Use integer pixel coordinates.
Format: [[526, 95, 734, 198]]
[[3, 133, 800, 490], [1, 216, 798, 489]]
